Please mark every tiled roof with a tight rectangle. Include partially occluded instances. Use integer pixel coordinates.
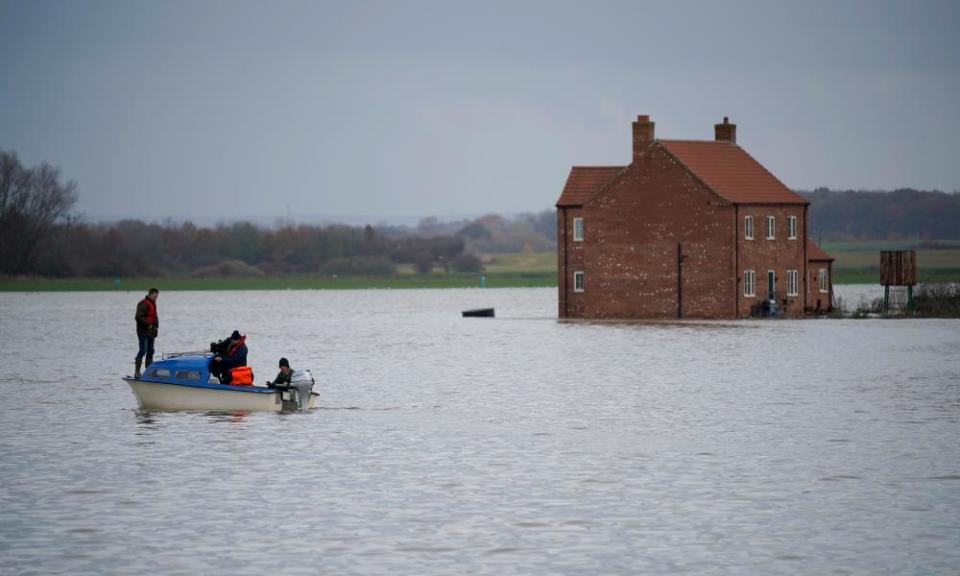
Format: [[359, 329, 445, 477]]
[[658, 140, 808, 204], [556, 166, 624, 207], [807, 239, 835, 261]]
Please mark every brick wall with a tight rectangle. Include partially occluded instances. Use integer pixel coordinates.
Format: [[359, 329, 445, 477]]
[[561, 146, 737, 319], [807, 260, 833, 312], [557, 207, 588, 318], [736, 205, 808, 317]]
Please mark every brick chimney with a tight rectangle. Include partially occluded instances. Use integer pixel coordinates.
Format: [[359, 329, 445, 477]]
[[632, 114, 655, 160], [714, 116, 736, 143]]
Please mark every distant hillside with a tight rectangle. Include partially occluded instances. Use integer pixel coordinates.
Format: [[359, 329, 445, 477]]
[[379, 210, 557, 253], [801, 188, 960, 241]]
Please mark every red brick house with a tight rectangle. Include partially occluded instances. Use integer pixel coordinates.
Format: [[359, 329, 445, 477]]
[[806, 239, 835, 314], [556, 114, 834, 319]]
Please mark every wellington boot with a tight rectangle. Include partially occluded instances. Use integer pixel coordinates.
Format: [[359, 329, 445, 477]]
[[134, 358, 142, 380]]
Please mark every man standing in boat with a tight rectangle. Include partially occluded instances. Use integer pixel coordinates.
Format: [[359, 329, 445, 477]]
[[134, 288, 159, 379]]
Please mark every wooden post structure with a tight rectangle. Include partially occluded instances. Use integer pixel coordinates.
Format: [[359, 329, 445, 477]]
[[880, 250, 917, 313]]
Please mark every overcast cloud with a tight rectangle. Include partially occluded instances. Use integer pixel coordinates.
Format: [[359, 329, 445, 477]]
[[1, 0, 958, 223]]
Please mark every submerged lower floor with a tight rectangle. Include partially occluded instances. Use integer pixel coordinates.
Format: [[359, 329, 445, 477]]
[[558, 261, 835, 319]]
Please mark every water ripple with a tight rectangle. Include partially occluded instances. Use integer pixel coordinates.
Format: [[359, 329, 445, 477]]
[[0, 289, 958, 575]]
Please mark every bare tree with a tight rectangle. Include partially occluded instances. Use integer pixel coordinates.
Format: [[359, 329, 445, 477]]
[[0, 150, 78, 275]]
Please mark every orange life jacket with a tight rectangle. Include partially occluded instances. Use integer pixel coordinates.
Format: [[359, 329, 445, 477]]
[[229, 366, 254, 386], [140, 297, 158, 325]]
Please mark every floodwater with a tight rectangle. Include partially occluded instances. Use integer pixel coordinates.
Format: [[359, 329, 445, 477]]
[[0, 288, 958, 575]]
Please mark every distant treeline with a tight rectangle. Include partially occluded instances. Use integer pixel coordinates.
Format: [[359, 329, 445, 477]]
[[1, 149, 562, 278], [5, 148, 958, 279], [25, 220, 495, 278], [802, 188, 960, 241], [5, 210, 557, 280], [14, 213, 562, 278]]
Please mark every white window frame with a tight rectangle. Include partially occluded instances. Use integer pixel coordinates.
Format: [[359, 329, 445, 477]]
[[573, 270, 584, 293], [743, 270, 755, 297], [744, 216, 754, 240], [766, 215, 776, 240], [788, 216, 797, 240], [786, 269, 799, 296], [818, 268, 828, 293], [573, 217, 584, 242]]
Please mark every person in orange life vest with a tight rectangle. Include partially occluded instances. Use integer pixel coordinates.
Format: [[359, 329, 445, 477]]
[[134, 288, 159, 379], [210, 330, 248, 384]]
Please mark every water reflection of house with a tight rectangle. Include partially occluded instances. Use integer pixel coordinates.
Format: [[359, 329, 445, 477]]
[[556, 114, 834, 319]]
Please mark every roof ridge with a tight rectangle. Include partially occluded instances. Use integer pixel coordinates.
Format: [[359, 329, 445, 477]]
[[658, 138, 736, 144], [658, 139, 808, 205], [729, 146, 808, 205]]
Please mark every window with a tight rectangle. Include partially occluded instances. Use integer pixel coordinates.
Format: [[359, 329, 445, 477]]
[[818, 268, 829, 292], [788, 216, 797, 239], [743, 270, 756, 297], [767, 270, 776, 300], [573, 271, 584, 293], [149, 368, 171, 378], [786, 270, 799, 296], [176, 370, 201, 381], [766, 216, 776, 240], [573, 217, 584, 242], [744, 216, 754, 240]]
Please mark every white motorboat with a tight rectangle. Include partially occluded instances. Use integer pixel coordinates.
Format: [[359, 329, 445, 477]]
[[123, 352, 317, 412]]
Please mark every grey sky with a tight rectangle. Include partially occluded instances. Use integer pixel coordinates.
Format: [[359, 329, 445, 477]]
[[1, 0, 958, 223]]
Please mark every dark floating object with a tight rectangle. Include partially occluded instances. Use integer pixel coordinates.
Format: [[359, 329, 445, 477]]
[[462, 308, 495, 318]]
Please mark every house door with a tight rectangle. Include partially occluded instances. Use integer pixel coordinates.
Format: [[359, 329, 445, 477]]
[[767, 270, 776, 301]]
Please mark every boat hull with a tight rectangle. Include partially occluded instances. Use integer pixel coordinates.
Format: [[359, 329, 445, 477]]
[[124, 378, 317, 412]]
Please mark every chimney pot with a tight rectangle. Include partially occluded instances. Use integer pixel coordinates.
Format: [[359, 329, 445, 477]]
[[714, 116, 736, 143]]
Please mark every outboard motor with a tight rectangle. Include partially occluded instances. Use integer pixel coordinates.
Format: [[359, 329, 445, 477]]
[[286, 369, 315, 412]]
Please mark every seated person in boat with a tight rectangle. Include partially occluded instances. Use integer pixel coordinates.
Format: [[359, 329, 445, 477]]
[[210, 330, 248, 384], [266, 357, 293, 388]]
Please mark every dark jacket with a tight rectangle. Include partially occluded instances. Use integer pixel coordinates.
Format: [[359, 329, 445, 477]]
[[221, 336, 248, 368], [269, 368, 293, 388], [135, 297, 158, 338]]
